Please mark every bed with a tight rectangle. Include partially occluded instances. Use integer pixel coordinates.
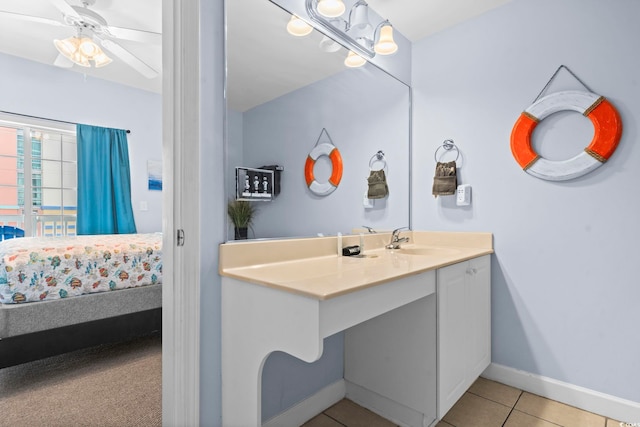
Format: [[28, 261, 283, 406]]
[[0, 233, 163, 368]]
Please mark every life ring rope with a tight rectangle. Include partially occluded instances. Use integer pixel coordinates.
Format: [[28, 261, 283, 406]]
[[510, 90, 622, 181]]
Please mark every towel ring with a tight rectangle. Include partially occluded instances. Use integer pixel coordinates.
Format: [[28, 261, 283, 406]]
[[434, 139, 460, 163], [369, 150, 388, 172]]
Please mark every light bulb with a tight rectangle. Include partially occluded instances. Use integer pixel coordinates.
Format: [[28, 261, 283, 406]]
[[54, 37, 79, 58], [317, 0, 346, 18], [344, 51, 366, 68], [93, 51, 113, 67], [79, 37, 99, 57], [374, 24, 398, 55], [286, 15, 313, 36]]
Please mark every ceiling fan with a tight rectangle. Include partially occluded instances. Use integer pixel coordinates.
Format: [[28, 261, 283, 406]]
[[0, 0, 160, 78]]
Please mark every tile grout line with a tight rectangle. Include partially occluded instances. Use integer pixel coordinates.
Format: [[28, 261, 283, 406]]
[[466, 390, 521, 410], [321, 411, 349, 427], [501, 390, 523, 427], [504, 392, 565, 427]]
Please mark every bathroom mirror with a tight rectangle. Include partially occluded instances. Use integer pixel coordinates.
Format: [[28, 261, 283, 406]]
[[225, 0, 411, 241]]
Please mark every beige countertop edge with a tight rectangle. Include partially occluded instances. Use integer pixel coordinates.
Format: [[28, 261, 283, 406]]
[[219, 231, 493, 270], [220, 247, 494, 301]]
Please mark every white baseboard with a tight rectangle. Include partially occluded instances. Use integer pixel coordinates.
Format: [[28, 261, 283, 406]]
[[345, 381, 436, 427], [482, 363, 640, 423], [262, 380, 346, 427]]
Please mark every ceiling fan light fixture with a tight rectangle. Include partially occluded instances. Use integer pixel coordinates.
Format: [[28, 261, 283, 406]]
[[70, 50, 91, 67], [78, 37, 100, 57], [317, 0, 346, 18], [53, 37, 79, 58], [54, 35, 112, 69], [93, 51, 113, 67]]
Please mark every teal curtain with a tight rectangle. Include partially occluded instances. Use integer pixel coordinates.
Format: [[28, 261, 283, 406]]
[[76, 124, 137, 235]]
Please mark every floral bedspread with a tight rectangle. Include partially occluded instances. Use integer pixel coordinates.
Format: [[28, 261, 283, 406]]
[[0, 233, 162, 304]]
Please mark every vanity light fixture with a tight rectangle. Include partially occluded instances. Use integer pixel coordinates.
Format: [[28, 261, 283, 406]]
[[317, 0, 346, 18], [306, 0, 399, 64], [286, 15, 313, 37], [373, 21, 397, 55], [344, 50, 366, 68], [54, 31, 112, 68]]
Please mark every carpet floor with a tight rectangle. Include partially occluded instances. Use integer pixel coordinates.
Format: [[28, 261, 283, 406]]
[[0, 334, 161, 427]]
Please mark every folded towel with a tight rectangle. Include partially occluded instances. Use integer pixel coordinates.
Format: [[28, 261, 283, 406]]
[[432, 161, 457, 197], [367, 169, 389, 199]]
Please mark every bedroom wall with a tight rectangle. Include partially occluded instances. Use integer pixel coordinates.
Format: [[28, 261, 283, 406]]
[[0, 52, 163, 233], [412, 0, 640, 404]]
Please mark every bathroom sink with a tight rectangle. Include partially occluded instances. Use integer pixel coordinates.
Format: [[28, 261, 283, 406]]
[[394, 247, 461, 257]]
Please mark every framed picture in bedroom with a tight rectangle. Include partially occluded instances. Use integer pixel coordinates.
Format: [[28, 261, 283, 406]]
[[147, 160, 163, 191]]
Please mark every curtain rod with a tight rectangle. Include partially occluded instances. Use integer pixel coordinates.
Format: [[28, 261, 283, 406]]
[[0, 110, 131, 134]]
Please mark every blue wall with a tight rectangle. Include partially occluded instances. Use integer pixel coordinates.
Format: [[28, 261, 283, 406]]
[[412, 0, 640, 403], [0, 53, 163, 233]]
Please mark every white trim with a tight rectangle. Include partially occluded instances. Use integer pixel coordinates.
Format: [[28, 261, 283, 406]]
[[482, 363, 640, 423], [162, 0, 201, 425], [345, 380, 437, 427], [262, 380, 346, 427]]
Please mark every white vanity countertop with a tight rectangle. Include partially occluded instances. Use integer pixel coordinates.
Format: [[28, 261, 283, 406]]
[[219, 231, 493, 300]]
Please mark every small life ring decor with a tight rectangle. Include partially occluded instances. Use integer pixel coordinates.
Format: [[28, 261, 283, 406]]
[[510, 90, 622, 181], [304, 142, 343, 196]]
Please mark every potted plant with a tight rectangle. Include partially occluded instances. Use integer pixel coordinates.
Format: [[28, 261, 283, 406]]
[[227, 199, 256, 240]]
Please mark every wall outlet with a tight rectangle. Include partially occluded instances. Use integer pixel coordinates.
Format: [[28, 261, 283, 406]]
[[140, 201, 148, 211], [363, 192, 374, 209], [456, 184, 471, 206]]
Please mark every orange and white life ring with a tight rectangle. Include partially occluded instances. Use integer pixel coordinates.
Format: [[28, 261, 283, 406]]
[[510, 90, 622, 181], [304, 142, 343, 196]]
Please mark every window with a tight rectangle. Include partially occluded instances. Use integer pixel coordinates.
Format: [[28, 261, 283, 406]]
[[0, 114, 77, 237]]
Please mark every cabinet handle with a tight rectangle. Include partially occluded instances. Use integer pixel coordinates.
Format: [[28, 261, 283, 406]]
[[466, 267, 478, 275]]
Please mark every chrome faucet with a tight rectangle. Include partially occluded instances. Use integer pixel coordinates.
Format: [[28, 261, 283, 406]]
[[386, 227, 409, 249], [361, 225, 377, 234]]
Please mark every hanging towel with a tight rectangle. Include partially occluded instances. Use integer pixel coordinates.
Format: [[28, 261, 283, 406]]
[[367, 169, 389, 199], [432, 161, 457, 197]]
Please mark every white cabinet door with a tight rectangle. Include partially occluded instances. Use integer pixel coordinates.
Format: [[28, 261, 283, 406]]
[[467, 255, 491, 381], [437, 255, 491, 418], [437, 261, 469, 417]]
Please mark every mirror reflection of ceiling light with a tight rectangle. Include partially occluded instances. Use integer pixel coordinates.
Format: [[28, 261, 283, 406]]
[[305, 0, 398, 65], [317, 0, 346, 18], [344, 50, 366, 68], [319, 35, 341, 53], [286, 15, 313, 36], [54, 33, 112, 68]]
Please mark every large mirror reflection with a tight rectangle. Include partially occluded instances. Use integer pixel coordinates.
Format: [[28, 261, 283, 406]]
[[225, 0, 410, 241]]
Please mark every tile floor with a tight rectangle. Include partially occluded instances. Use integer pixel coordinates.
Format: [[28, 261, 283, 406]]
[[302, 378, 626, 427]]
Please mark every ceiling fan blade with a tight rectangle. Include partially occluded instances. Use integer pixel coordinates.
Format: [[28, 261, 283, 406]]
[[49, 0, 81, 20], [99, 38, 159, 79], [107, 26, 162, 45], [53, 53, 74, 68], [0, 10, 64, 27]]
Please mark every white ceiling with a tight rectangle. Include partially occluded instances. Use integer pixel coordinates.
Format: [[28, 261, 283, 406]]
[[0, 0, 511, 107], [0, 0, 162, 93]]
